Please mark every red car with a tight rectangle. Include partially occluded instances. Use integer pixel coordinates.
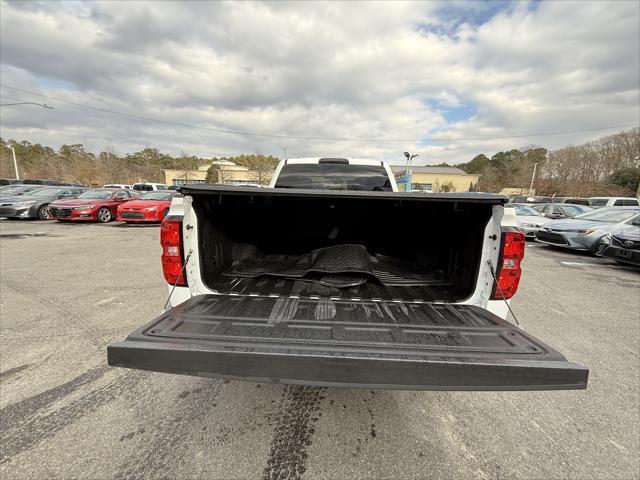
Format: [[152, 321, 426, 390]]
[[117, 190, 176, 223], [48, 188, 137, 222]]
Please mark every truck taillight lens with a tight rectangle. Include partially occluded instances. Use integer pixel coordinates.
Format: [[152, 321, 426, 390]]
[[491, 230, 525, 300], [160, 217, 187, 287]]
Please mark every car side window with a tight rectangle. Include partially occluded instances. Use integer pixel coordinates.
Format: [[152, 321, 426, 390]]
[[114, 191, 128, 199], [613, 199, 624, 206]]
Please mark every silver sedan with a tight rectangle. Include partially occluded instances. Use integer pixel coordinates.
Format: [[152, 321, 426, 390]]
[[535, 207, 640, 252]]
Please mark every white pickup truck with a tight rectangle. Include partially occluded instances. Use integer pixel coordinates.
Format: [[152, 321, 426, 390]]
[[108, 158, 588, 390]]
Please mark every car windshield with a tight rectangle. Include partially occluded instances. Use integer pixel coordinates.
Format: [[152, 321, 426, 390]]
[[139, 191, 172, 200], [77, 189, 113, 199], [574, 208, 639, 223], [0, 185, 38, 195], [513, 205, 540, 216], [27, 187, 65, 197], [564, 198, 590, 205], [275, 163, 393, 191], [562, 205, 591, 215]]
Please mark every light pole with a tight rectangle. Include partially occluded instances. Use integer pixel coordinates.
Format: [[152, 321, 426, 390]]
[[4, 145, 20, 179], [1, 102, 52, 179], [528, 155, 549, 196], [528, 162, 538, 196], [0, 102, 54, 109], [403, 151, 418, 192]]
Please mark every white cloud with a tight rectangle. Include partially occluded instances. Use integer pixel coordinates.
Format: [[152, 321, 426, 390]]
[[0, 0, 638, 165]]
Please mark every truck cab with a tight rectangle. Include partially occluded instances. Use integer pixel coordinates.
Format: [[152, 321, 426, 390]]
[[270, 158, 398, 191], [108, 158, 588, 391]]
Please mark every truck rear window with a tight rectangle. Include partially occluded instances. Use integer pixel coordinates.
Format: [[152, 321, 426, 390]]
[[275, 164, 393, 191]]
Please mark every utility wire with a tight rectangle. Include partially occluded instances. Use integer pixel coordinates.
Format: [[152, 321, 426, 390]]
[[0, 101, 54, 109], [1, 83, 638, 143]]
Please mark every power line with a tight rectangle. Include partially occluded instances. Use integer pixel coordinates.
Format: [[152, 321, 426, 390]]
[[1, 83, 638, 143], [0, 101, 54, 109]]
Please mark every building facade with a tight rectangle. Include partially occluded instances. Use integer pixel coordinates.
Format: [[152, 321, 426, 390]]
[[164, 160, 263, 186], [391, 166, 480, 192]]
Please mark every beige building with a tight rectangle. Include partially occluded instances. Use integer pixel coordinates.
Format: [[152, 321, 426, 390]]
[[500, 187, 530, 195], [164, 160, 260, 186], [391, 166, 480, 192]]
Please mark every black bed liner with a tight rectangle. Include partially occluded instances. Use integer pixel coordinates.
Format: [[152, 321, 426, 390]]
[[210, 276, 453, 302], [108, 295, 588, 390], [224, 244, 450, 287]]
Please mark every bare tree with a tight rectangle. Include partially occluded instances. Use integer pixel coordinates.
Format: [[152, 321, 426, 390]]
[[205, 161, 234, 184]]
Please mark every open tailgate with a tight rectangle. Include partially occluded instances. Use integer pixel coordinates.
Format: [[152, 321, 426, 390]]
[[108, 295, 588, 391]]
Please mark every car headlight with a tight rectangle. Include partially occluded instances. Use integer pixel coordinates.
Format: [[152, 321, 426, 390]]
[[13, 200, 37, 207], [600, 234, 611, 245], [521, 223, 541, 228], [145, 206, 161, 211], [578, 229, 596, 235], [73, 204, 95, 210]]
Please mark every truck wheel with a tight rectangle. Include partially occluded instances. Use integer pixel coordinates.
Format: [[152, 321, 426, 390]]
[[38, 205, 51, 220], [97, 207, 112, 223]]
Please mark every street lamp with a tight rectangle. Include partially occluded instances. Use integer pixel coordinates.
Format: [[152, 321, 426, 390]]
[[403, 151, 419, 193], [528, 155, 549, 196], [528, 163, 538, 196], [0, 102, 54, 109], [3, 145, 20, 180]]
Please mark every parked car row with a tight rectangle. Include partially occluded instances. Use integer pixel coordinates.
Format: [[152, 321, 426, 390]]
[[508, 202, 640, 266], [511, 202, 592, 238], [509, 195, 639, 208], [102, 182, 169, 191], [0, 185, 177, 223], [0, 178, 82, 186], [3, 183, 638, 266], [0, 185, 88, 219]]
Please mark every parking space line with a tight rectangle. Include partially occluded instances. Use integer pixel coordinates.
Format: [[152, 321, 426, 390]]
[[560, 261, 608, 267]]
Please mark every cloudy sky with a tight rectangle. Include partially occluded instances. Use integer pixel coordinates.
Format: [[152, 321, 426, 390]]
[[1, 0, 638, 165]]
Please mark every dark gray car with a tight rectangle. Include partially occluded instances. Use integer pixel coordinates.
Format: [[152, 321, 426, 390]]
[[533, 203, 592, 219], [0, 186, 86, 220], [596, 219, 640, 266]]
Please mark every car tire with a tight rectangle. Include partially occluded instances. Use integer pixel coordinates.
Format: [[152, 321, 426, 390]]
[[37, 205, 51, 220], [97, 207, 112, 223]]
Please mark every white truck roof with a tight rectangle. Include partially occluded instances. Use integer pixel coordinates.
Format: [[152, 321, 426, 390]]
[[284, 157, 386, 166]]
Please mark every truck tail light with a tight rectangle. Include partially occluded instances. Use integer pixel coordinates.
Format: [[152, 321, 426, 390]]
[[491, 230, 525, 300], [160, 216, 187, 286]]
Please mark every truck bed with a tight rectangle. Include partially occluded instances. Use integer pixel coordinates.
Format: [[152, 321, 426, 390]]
[[188, 186, 503, 304]]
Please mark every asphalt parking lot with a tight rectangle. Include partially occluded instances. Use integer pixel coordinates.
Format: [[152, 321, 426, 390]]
[[1, 219, 638, 480]]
